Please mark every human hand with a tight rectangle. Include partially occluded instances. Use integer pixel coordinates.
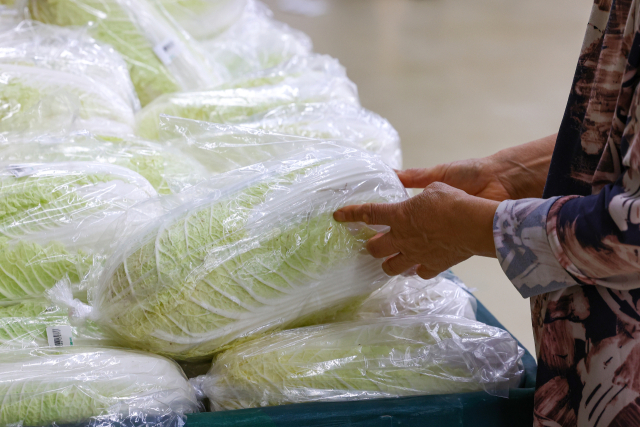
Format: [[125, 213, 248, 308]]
[[334, 182, 499, 279], [397, 134, 556, 201]]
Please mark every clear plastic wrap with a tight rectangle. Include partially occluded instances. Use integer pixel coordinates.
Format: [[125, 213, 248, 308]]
[[135, 54, 358, 140], [25, 0, 219, 106], [0, 347, 200, 426], [89, 146, 407, 361], [0, 299, 116, 349], [0, 132, 210, 194], [160, 101, 403, 170], [0, 63, 135, 134], [157, 0, 247, 40], [0, 20, 139, 111], [0, 162, 157, 303], [202, 0, 312, 80], [191, 315, 524, 410], [354, 272, 477, 320]]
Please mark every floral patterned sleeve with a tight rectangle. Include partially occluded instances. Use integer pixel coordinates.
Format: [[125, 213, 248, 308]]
[[494, 181, 640, 298]]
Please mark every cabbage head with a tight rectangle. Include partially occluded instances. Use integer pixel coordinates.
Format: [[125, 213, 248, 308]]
[[195, 315, 524, 410], [27, 0, 218, 106], [0, 347, 199, 426], [0, 162, 156, 302], [92, 148, 406, 361], [0, 300, 115, 349], [135, 55, 358, 140]]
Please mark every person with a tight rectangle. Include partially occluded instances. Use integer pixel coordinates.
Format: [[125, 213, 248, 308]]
[[334, 1, 640, 426]]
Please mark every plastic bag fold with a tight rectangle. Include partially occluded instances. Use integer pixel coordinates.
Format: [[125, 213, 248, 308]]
[[354, 272, 477, 320], [90, 145, 407, 361], [0, 347, 199, 426], [192, 315, 524, 410]]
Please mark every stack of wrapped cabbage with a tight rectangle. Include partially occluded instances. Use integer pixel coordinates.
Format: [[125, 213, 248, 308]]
[[0, 0, 524, 424]]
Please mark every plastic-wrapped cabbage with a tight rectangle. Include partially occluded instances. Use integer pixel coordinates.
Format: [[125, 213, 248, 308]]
[[354, 272, 477, 320], [0, 162, 157, 303], [191, 315, 524, 410], [0, 20, 139, 111], [0, 64, 135, 134], [155, 120, 346, 174], [160, 101, 402, 170], [202, 0, 312, 80], [135, 55, 358, 140], [0, 300, 116, 349], [91, 146, 407, 360], [26, 0, 219, 106], [0, 347, 199, 426], [0, 133, 209, 194], [157, 0, 247, 40]]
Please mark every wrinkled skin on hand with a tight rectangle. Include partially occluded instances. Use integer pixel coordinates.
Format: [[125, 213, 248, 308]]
[[334, 134, 556, 278], [334, 182, 499, 279]]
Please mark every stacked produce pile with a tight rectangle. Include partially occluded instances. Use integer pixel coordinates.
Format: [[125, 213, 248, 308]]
[[0, 1, 524, 426]]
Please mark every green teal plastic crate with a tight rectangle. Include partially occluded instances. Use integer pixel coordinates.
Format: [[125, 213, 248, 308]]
[[186, 298, 537, 427]]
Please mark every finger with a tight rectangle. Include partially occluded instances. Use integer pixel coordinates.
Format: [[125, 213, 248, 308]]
[[382, 254, 417, 276], [366, 232, 398, 259], [333, 202, 398, 225], [396, 165, 449, 189], [416, 264, 440, 280]]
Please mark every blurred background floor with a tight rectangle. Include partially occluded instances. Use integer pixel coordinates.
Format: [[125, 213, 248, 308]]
[[262, 0, 593, 354]]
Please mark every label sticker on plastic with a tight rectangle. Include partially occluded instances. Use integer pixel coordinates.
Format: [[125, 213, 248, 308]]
[[46, 326, 74, 347], [6, 164, 36, 178], [153, 38, 183, 65]]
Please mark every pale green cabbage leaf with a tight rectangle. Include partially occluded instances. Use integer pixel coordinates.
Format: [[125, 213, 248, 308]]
[[157, 0, 247, 40]]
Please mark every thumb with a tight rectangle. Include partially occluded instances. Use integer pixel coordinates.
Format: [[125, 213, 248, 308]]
[[396, 165, 449, 189]]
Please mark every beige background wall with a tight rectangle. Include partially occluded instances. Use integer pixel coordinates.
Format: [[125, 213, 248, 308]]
[[263, 0, 594, 354]]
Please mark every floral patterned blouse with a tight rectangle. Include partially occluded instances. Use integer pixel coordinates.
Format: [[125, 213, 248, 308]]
[[493, 0, 640, 425]]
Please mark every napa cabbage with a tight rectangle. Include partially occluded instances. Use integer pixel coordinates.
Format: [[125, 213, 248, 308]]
[[0, 347, 199, 426], [91, 147, 407, 361], [0, 162, 157, 303], [0, 300, 115, 349], [135, 55, 357, 140], [0, 64, 135, 134], [192, 315, 524, 410], [0, 133, 209, 194], [159, 100, 403, 170], [157, 0, 247, 40], [0, 20, 139, 110], [201, 0, 312, 80], [26, 0, 219, 106]]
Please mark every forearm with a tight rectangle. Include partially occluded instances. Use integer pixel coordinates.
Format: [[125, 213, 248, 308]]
[[487, 133, 556, 199]]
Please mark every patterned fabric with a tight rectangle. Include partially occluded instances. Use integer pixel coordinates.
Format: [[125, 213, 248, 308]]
[[493, 0, 640, 425]]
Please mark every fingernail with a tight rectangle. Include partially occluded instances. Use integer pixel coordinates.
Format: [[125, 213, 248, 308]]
[[334, 211, 345, 222]]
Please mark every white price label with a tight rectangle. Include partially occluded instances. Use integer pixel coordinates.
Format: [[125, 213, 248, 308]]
[[7, 164, 36, 178], [153, 38, 183, 65], [46, 326, 74, 347]]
